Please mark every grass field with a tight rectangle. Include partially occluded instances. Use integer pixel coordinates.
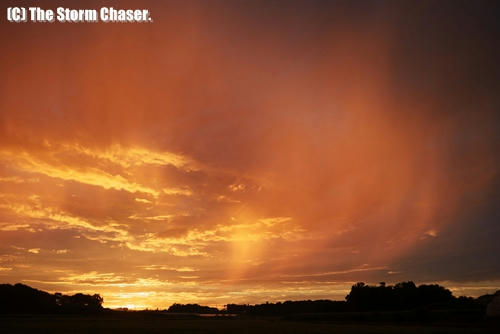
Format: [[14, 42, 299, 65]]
[[1, 314, 499, 334]]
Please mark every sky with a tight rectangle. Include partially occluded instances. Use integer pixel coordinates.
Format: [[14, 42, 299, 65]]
[[0, 0, 499, 309]]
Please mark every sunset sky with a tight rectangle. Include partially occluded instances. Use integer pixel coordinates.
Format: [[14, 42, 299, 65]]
[[0, 0, 499, 309]]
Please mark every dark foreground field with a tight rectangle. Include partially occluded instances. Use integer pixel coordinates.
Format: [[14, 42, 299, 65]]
[[1, 314, 499, 334]]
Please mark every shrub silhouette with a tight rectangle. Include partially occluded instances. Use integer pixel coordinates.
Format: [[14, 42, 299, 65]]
[[226, 300, 347, 315], [167, 303, 219, 314]]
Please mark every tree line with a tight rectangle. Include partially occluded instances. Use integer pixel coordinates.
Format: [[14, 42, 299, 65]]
[[0, 283, 103, 314], [0, 281, 497, 315], [225, 281, 495, 315]]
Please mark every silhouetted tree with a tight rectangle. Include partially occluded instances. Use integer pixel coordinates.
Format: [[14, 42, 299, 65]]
[[345, 281, 456, 311]]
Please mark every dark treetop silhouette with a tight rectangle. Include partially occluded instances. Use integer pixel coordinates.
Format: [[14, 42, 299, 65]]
[[0, 281, 498, 317], [226, 281, 496, 316], [0, 283, 103, 314]]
